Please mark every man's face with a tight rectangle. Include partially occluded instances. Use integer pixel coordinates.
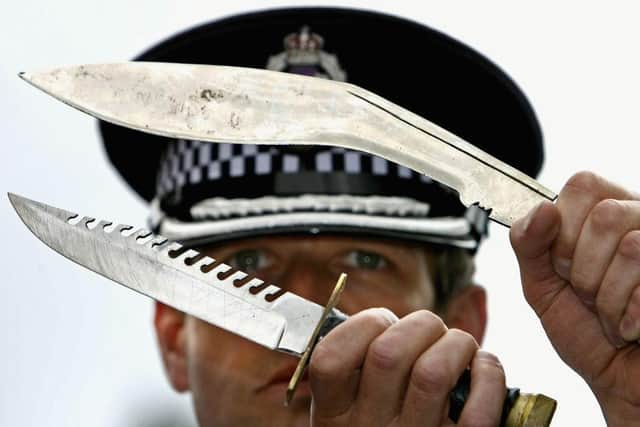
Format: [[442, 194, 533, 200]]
[[154, 235, 481, 427]]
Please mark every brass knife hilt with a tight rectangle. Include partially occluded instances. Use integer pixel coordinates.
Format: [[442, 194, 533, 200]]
[[505, 392, 557, 426], [285, 273, 347, 406], [449, 368, 556, 426]]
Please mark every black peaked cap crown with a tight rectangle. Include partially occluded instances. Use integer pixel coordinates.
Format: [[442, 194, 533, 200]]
[[99, 7, 544, 203]]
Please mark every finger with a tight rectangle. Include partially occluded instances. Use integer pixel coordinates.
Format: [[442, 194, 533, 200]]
[[552, 171, 635, 279], [309, 308, 397, 420], [510, 200, 564, 316], [620, 286, 640, 342], [596, 230, 640, 346], [457, 351, 506, 427], [571, 200, 640, 306], [512, 199, 618, 380], [399, 328, 478, 426], [351, 310, 447, 424]]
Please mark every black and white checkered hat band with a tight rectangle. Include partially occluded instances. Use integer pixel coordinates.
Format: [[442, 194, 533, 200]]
[[152, 140, 489, 249], [156, 140, 434, 197]]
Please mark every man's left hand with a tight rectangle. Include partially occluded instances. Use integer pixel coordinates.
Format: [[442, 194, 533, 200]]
[[510, 171, 640, 427]]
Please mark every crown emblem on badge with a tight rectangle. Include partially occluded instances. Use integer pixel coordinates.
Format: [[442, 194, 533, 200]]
[[285, 25, 323, 52], [266, 26, 347, 82]]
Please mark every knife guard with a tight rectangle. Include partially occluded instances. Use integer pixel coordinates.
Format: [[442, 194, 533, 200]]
[[285, 273, 348, 406]]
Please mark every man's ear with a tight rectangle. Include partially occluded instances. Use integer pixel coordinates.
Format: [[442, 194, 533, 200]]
[[154, 301, 189, 392], [442, 284, 487, 344]]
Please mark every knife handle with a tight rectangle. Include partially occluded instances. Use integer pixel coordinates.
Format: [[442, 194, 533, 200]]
[[305, 275, 557, 425], [448, 369, 556, 426]]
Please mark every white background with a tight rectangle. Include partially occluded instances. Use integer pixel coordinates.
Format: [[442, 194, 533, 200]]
[[2, 1, 639, 426]]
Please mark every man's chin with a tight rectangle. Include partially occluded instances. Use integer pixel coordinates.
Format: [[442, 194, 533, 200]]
[[194, 394, 311, 427], [256, 378, 312, 404], [282, 396, 313, 427], [248, 398, 312, 427]]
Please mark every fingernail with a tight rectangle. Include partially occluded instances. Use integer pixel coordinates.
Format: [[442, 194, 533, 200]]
[[614, 336, 627, 349], [610, 334, 627, 349], [522, 201, 545, 233], [602, 324, 627, 349], [620, 315, 640, 342], [581, 297, 597, 314], [554, 257, 572, 280], [574, 288, 594, 309]]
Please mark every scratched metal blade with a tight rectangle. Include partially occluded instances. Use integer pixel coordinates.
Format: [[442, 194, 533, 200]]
[[20, 63, 557, 226], [8, 193, 323, 356]]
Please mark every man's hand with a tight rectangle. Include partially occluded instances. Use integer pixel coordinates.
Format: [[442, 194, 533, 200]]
[[308, 308, 506, 427], [510, 171, 640, 426]]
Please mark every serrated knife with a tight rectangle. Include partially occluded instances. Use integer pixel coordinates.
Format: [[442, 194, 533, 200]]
[[18, 63, 557, 226], [9, 193, 556, 426]]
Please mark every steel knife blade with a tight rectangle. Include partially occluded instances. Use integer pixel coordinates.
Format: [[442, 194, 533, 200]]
[[9, 192, 557, 424], [8, 192, 341, 356], [19, 63, 557, 226]]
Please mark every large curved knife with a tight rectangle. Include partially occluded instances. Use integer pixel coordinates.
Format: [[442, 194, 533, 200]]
[[19, 63, 557, 226]]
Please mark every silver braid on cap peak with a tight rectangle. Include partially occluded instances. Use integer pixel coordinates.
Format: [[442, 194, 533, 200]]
[[191, 194, 431, 219]]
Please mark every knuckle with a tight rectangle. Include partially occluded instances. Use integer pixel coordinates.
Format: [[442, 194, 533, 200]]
[[595, 287, 618, 321], [448, 328, 479, 348], [627, 287, 640, 317], [622, 288, 640, 341], [589, 199, 627, 233], [410, 359, 452, 395], [359, 307, 398, 330], [619, 231, 640, 262], [367, 308, 398, 329], [412, 309, 447, 333], [309, 340, 340, 381], [475, 351, 503, 370], [570, 268, 595, 297], [368, 335, 403, 370], [475, 354, 506, 383], [564, 171, 602, 194]]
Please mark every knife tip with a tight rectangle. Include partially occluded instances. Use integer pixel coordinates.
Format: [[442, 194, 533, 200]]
[[7, 192, 19, 205], [17, 71, 37, 86], [7, 193, 29, 225], [7, 193, 28, 216]]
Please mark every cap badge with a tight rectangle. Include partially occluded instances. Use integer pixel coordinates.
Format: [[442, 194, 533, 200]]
[[266, 26, 347, 82]]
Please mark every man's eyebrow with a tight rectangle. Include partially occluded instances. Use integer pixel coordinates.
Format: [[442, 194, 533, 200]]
[[196, 241, 269, 257]]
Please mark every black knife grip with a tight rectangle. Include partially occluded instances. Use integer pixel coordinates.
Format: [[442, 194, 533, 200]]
[[448, 368, 520, 426]]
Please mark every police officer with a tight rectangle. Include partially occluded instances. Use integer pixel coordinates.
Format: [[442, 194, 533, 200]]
[[99, 8, 640, 427]]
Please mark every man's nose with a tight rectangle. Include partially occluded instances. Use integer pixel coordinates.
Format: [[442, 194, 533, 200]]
[[277, 259, 336, 305]]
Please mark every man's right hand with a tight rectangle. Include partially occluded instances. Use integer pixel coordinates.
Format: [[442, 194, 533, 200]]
[[308, 308, 506, 427]]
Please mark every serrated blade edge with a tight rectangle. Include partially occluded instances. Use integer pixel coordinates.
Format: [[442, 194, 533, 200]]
[[8, 193, 323, 355]]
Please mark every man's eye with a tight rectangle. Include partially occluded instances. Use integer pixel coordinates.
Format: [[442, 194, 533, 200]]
[[227, 249, 271, 273], [344, 250, 387, 270]]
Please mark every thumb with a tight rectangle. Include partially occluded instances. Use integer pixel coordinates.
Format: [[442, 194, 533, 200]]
[[510, 201, 620, 383], [509, 200, 564, 316]]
